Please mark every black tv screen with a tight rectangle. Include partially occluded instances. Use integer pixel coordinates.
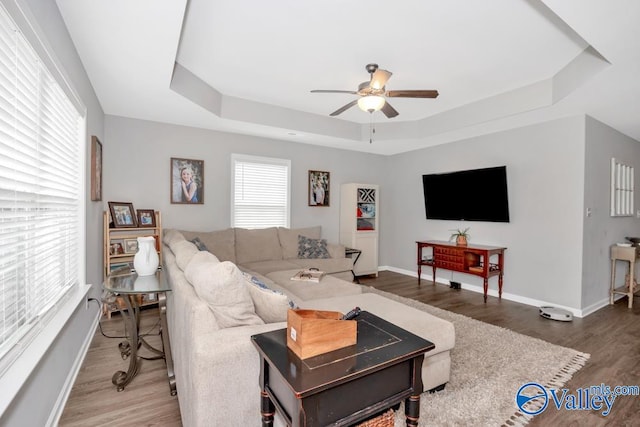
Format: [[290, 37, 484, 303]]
[[422, 166, 510, 222]]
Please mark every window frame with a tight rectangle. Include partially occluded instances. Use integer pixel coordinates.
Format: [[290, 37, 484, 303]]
[[231, 153, 291, 229], [0, 0, 87, 394]]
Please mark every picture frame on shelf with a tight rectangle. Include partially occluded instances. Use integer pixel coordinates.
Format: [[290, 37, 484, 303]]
[[137, 209, 156, 227], [308, 170, 330, 206], [109, 241, 124, 255], [171, 157, 204, 204], [123, 238, 138, 254], [90, 136, 102, 201], [108, 201, 138, 228]]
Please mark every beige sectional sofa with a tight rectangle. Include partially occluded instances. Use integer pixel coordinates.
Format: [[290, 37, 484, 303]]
[[179, 225, 354, 281], [162, 227, 455, 427]]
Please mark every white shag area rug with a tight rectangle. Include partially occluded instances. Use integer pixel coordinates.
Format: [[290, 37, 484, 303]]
[[362, 288, 590, 427]]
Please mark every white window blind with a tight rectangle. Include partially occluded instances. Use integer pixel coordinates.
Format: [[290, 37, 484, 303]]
[[0, 5, 82, 367], [232, 154, 290, 228]]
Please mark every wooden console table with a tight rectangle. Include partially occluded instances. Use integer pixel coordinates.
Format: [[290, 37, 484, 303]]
[[416, 240, 507, 302]]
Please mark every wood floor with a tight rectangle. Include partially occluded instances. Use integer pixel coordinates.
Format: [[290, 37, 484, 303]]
[[59, 271, 640, 426]]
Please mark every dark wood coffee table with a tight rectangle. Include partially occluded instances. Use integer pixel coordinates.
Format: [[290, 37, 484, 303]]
[[251, 311, 435, 427]]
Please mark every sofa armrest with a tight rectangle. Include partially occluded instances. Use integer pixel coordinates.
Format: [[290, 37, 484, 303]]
[[183, 322, 286, 427], [327, 243, 346, 259]]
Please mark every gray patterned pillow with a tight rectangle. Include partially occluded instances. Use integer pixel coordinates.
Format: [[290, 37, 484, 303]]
[[297, 235, 330, 259], [190, 237, 209, 252]]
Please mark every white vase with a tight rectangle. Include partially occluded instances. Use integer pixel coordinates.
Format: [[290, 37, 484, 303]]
[[133, 236, 159, 276]]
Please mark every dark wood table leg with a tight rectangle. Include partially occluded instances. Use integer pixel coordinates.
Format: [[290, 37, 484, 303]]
[[405, 394, 420, 427], [417, 264, 422, 285], [483, 278, 488, 302], [260, 390, 275, 427]]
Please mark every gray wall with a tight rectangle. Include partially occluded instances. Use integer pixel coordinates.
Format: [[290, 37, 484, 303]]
[[0, 0, 104, 425], [381, 116, 586, 310], [104, 115, 385, 243], [582, 116, 640, 310], [105, 114, 604, 312]]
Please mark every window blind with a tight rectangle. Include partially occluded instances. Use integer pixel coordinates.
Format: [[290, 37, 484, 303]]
[[0, 6, 82, 366], [232, 154, 290, 229]]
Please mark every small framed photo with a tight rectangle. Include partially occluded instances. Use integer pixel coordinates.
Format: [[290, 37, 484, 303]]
[[108, 202, 138, 228], [137, 209, 156, 227], [90, 136, 102, 201], [109, 241, 124, 255], [123, 238, 139, 254], [171, 157, 204, 204], [308, 170, 330, 206]]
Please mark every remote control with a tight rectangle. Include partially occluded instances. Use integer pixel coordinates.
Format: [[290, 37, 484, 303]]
[[342, 306, 361, 320]]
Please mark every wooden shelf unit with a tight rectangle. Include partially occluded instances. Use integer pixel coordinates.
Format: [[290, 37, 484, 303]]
[[103, 210, 163, 318], [417, 240, 506, 302]]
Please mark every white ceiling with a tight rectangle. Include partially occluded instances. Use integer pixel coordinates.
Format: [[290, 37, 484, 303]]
[[56, 0, 640, 155]]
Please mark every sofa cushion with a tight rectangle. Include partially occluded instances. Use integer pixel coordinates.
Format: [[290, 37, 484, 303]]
[[239, 259, 301, 276], [278, 226, 321, 259], [188, 250, 220, 269], [180, 228, 236, 263], [163, 228, 185, 247], [184, 259, 263, 328], [265, 269, 362, 304], [243, 272, 295, 323], [298, 235, 330, 259], [173, 240, 200, 271], [235, 227, 283, 264], [289, 258, 353, 274]]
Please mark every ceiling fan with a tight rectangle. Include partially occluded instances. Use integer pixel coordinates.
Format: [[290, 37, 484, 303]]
[[311, 63, 439, 118]]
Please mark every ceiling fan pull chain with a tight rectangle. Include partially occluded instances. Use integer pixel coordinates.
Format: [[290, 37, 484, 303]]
[[369, 114, 374, 143]]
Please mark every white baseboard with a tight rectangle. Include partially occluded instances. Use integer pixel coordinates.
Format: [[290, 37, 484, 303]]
[[378, 265, 589, 318]]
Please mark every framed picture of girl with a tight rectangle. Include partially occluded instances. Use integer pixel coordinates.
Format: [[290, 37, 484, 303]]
[[308, 170, 330, 206], [171, 157, 204, 204]]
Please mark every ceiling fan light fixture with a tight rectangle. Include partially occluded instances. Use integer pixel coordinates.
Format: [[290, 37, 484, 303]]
[[357, 95, 385, 113]]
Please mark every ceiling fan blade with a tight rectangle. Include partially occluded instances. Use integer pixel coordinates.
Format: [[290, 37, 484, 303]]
[[370, 69, 392, 90], [381, 101, 399, 118], [329, 99, 358, 116], [386, 90, 439, 98], [311, 90, 358, 94]]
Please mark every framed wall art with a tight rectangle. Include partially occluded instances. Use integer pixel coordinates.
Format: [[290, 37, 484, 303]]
[[108, 201, 137, 228], [90, 136, 102, 201], [308, 170, 330, 206], [171, 157, 204, 204]]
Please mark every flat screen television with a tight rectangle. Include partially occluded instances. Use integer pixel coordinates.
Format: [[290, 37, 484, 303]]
[[422, 166, 510, 222]]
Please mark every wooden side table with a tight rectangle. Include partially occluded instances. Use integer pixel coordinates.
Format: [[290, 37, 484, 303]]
[[610, 245, 639, 308], [251, 311, 434, 427], [103, 271, 176, 395]]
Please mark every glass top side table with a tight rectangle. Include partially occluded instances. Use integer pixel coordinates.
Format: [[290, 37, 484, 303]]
[[103, 271, 176, 395]]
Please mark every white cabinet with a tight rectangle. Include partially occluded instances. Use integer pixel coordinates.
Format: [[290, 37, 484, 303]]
[[340, 183, 379, 276]]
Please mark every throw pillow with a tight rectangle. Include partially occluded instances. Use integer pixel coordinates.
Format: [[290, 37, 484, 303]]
[[277, 226, 321, 259], [185, 260, 263, 328], [243, 272, 296, 323], [190, 236, 209, 251], [173, 240, 199, 271], [298, 235, 330, 259]]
